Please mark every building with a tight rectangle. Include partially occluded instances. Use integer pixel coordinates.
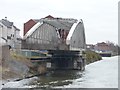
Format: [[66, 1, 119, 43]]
[[0, 18, 21, 49], [94, 42, 111, 52], [94, 42, 118, 56], [86, 44, 95, 51], [94, 42, 112, 56], [86, 42, 118, 57], [22, 15, 86, 51]]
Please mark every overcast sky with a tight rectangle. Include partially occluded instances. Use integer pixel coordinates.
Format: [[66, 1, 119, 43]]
[[0, 0, 118, 44]]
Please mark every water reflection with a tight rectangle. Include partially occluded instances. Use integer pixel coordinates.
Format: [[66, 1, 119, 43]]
[[29, 70, 83, 88]]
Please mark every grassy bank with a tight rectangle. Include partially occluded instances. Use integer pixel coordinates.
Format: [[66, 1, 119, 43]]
[[85, 50, 102, 64]]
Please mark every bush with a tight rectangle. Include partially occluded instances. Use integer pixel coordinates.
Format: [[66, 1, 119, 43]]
[[85, 50, 102, 64]]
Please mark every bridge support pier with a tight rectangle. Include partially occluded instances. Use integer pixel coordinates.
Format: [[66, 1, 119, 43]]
[[48, 50, 85, 71]]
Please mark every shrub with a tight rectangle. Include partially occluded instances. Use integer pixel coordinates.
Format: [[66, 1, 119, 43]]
[[85, 50, 102, 64]]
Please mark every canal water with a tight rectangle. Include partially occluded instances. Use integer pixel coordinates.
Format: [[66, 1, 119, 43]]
[[2, 56, 118, 89]]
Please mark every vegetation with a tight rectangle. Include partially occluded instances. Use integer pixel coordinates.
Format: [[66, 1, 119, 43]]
[[117, 45, 120, 55], [10, 50, 33, 67], [85, 50, 102, 64]]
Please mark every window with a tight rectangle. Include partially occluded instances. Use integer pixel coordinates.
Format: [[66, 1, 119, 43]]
[[17, 38, 21, 41], [74, 41, 75, 43], [7, 36, 11, 39]]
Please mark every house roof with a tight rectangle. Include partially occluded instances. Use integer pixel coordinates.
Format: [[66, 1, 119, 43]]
[[13, 25, 20, 31], [97, 42, 107, 45], [0, 19, 20, 31], [44, 15, 54, 19], [0, 19, 13, 28], [0, 23, 3, 27]]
